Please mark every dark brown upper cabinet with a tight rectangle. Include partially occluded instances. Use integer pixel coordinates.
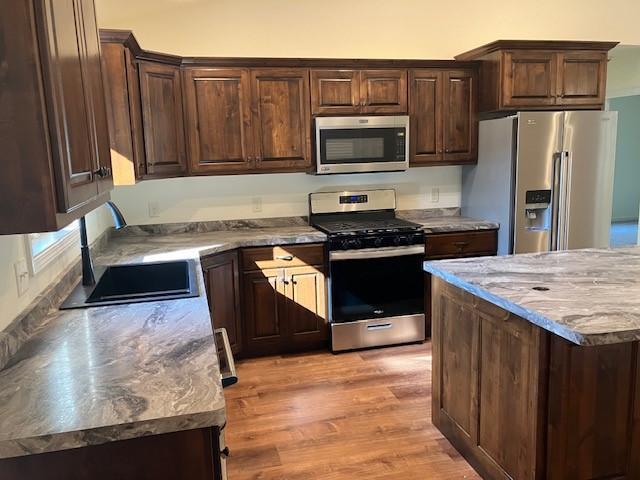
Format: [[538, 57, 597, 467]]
[[138, 61, 188, 176], [183, 68, 254, 174], [442, 69, 477, 163], [310, 70, 360, 115], [502, 50, 557, 108], [251, 68, 312, 172], [0, 0, 112, 234], [455, 40, 617, 112], [409, 68, 477, 166], [556, 51, 608, 106], [100, 31, 146, 185], [311, 69, 407, 115]]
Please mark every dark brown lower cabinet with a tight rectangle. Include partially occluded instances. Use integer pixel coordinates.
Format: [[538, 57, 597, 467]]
[[0, 427, 223, 480], [202, 251, 243, 355], [431, 277, 640, 480], [202, 245, 329, 358], [240, 245, 328, 356], [424, 229, 498, 335]]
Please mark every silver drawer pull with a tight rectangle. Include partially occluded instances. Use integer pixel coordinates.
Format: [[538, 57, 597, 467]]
[[367, 323, 393, 331], [276, 255, 294, 261]]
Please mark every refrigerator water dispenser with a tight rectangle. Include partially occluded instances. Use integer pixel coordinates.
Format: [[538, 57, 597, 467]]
[[524, 190, 552, 231]]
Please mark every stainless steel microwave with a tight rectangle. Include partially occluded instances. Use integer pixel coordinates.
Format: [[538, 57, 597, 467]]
[[315, 116, 409, 174]]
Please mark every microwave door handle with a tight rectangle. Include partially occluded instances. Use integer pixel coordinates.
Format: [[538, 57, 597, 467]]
[[215, 328, 238, 388]]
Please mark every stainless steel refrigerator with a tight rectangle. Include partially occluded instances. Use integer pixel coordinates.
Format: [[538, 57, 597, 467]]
[[462, 111, 618, 255]]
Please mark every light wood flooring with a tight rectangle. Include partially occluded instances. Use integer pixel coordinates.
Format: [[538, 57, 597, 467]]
[[225, 343, 480, 479]]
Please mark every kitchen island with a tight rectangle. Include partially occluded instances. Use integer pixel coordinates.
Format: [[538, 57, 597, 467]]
[[424, 247, 640, 480]]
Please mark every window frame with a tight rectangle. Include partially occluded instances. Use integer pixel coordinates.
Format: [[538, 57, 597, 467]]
[[24, 222, 80, 275]]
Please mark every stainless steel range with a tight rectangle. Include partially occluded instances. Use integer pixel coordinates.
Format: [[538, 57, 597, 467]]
[[309, 189, 426, 352]]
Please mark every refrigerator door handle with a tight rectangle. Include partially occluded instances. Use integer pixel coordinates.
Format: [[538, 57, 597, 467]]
[[560, 151, 573, 250], [551, 152, 562, 251], [553, 151, 572, 251]]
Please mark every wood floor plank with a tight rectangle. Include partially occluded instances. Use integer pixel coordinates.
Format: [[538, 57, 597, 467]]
[[226, 343, 480, 479]]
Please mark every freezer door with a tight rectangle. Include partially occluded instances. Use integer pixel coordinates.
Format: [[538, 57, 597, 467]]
[[513, 112, 564, 254], [560, 111, 617, 250]]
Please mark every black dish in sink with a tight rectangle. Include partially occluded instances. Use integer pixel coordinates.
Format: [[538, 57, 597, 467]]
[[60, 260, 199, 310]]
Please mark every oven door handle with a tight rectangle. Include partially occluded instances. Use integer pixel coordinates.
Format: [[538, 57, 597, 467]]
[[329, 245, 425, 261], [214, 328, 238, 388]]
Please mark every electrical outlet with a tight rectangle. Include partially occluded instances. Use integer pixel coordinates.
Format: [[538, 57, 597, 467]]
[[251, 197, 263, 213], [431, 187, 440, 203], [148, 201, 160, 218], [14, 258, 29, 297]]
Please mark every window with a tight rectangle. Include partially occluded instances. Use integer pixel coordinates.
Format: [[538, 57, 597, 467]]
[[25, 221, 80, 274]]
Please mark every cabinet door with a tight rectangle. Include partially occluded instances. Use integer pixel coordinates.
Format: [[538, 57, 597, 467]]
[[251, 68, 311, 171], [556, 52, 608, 107], [360, 69, 408, 114], [242, 269, 287, 356], [285, 266, 328, 349], [442, 69, 477, 163], [101, 42, 144, 185], [183, 68, 254, 174], [409, 69, 443, 165], [310, 70, 360, 114], [139, 61, 187, 176], [502, 50, 557, 108], [79, 0, 112, 196], [37, 0, 101, 212], [202, 251, 243, 355]]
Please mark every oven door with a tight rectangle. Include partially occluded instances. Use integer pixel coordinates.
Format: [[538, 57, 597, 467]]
[[315, 116, 409, 174], [329, 245, 425, 351]]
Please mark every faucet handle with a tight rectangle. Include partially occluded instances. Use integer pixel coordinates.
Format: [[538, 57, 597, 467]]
[[93, 166, 112, 178]]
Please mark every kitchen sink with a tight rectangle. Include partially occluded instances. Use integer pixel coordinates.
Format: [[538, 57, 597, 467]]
[[60, 260, 199, 309]]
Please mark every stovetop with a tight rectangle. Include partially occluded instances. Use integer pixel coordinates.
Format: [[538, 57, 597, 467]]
[[310, 212, 425, 251], [311, 212, 423, 236]]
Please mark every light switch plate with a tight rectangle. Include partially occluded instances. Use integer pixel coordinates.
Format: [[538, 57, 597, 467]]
[[148, 201, 160, 218], [251, 197, 263, 213], [14, 258, 29, 297]]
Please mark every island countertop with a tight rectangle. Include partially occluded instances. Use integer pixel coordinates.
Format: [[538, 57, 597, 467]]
[[424, 246, 640, 346], [0, 223, 326, 460]]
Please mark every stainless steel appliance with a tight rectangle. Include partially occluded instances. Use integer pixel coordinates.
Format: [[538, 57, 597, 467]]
[[213, 328, 236, 479], [309, 189, 425, 351], [315, 116, 409, 174], [462, 111, 618, 255]]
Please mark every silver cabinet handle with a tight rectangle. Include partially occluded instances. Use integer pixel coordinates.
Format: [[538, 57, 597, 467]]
[[276, 255, 294, 261]]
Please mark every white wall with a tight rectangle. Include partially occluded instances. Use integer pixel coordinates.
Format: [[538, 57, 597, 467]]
[[607, 45, 640, 98], [95, 0, 640, 59], [112, 167, 460, 224], [0, 206, 112, 331]]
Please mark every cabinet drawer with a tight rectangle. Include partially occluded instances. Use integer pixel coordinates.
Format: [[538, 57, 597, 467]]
[[425, 230, 497, 259], [241, 244, 325, 271]]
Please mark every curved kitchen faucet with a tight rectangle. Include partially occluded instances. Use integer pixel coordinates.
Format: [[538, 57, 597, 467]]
[[81, 201, 127, 286]]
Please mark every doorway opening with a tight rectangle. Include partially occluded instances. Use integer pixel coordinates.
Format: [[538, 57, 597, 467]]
[[607, 45, 640, 247]]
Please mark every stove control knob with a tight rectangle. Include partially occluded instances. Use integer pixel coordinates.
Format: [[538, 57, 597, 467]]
[[394, 236, 408, 246], [342, 239, 361, 249], [373, 237, 384, 248]]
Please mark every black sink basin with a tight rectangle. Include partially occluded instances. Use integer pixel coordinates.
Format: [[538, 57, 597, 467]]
[[60, 260, 199, 309]]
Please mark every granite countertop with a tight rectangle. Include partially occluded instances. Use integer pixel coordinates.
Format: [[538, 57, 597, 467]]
[[397, 210, 499, 233], [0, 222, 325, 460], [0, 210, 496, 460], [424, 246, 640, 346]]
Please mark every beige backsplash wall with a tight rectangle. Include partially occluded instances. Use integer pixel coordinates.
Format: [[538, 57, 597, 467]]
[[112, 167, 461, 225]]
